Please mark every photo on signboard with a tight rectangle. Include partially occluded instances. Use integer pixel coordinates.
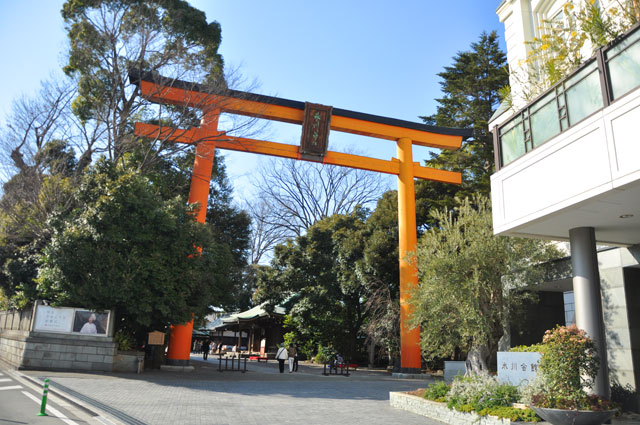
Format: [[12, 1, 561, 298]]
[[72, 310, 109, 335]]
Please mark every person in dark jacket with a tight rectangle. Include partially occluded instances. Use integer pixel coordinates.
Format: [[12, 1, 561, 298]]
[[203, 340, 211, 360]]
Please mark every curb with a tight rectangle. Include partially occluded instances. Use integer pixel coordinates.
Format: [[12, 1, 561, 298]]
[[391, 372, 434, 380], [7, 370, 133, 425]]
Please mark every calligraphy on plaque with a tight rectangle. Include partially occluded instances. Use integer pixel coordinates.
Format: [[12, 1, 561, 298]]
[[497, 351, 541, 385], [300, 102, 332, 162]]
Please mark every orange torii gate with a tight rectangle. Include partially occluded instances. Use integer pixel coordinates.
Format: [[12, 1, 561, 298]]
[[131, 72, 470, 371]]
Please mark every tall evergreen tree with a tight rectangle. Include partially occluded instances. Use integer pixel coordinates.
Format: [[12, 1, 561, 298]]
[[37, 160, 235, 343], [62, 0, 225, 168], [0, 1, 254, 333], [254, 211, 369, 360], [417, 31, 508, 229], [205, 154, 252, 311]]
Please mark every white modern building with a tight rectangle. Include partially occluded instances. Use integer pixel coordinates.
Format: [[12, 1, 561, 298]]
[[490, 0, 640, 406]]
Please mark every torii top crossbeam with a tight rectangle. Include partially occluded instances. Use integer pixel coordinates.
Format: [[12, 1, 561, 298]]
[[130, 71, 471, 371], [131, 71, 468, 183]]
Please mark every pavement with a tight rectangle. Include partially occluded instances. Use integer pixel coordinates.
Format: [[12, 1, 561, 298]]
[[0, 367, 104, 424], [8, 356, 640, 425], [5, 355, 446, 425]]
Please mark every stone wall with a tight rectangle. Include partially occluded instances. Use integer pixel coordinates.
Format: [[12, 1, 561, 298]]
[[0, 309, 33, 331], [0, 329, 117, 372], [113, 351, 144, 373], [0, 330, 29, 367], [599, 248, 640, 392], [389, 392, 513, 425]]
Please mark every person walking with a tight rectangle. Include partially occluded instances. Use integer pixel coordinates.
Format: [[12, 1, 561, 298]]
[[287, 343, 296, 373], [293, 343, 299, 372], [203, 340, 211, 360], [276, 343, 288, 373]]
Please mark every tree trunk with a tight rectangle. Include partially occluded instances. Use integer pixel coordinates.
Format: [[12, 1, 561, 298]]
[[368, 339, 375, 368], [465, 343, 491, 375]]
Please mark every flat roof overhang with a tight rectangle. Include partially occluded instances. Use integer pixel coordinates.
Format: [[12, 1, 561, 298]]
[[494, 179, 640, 246]]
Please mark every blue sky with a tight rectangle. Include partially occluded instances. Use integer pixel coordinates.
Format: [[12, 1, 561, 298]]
[[0, 1, 504, 200]]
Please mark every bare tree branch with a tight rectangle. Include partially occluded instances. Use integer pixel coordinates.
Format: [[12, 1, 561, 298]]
[[1, 78, 76, 181], [362, 276, 400, 362], [245, 198, 291, 264], [252, 158, 388, 239]]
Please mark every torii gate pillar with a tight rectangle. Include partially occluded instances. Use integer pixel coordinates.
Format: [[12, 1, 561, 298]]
[[166, 112, 218, 366], [397, 137, 421, 371]]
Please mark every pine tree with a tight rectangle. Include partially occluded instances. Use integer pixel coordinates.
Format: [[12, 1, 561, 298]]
[[417, 31, 508, 229]]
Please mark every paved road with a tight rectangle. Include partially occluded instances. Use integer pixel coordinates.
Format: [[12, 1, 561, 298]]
[[0, 369, 100, 425], [15, 356, 445, 425]]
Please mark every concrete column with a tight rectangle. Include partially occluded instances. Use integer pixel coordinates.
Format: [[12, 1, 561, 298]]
[[569, 227, 610, 398]]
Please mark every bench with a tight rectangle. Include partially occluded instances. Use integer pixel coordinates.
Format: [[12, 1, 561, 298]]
[[249, 356, 269, 362], [324, 361, 356, 376], [338, 363, 358, 371]]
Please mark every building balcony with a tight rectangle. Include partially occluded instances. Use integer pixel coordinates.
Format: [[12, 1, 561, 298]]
[[490, 24, 640, 244]]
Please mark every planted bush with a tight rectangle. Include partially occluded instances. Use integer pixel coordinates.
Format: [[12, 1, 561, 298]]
[[423, 381, 450, 402], [509, 343, 546, 353], [114, 329, 135, 351], [478, 406, 541, 422], [447, 375, 519, 411], [531, 324, 615, 411], [518, 373, 550, 406], [413, 375, 541, 422]]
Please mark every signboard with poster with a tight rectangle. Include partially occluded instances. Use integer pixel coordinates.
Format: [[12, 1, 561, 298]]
[[72, 310, 109, 335], [33, 306, 75, 333], [33, 304, 111, 337]]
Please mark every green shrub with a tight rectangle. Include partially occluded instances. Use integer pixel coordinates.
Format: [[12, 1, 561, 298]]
[[446, 375, 489, 408], [509, 344, 545, 353], [518, 373, 550, 405], [611, 383, 639, 412], [299, 339, 316, 360], [114, 329, 135, 351], [446, 375, 519, 411], [423, 373, 541, 422], [483, 383, 519, 409], [314, 345, 334, 363], [478, 406, 541, 422], [283, 332, 295, 349], [535, 325, 600, 409], [423, 381, 450, 401], [445, 374, 522, 416], [455, 404, 475, 413]]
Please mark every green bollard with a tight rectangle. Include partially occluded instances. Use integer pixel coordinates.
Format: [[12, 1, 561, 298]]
[[37, 378, 50, 416]]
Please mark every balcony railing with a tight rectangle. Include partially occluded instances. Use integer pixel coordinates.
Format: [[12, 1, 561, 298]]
[[493, 23, 640, 169]]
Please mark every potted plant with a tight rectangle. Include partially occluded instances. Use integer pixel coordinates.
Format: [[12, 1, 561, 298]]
[[529, 325, 617, 425]]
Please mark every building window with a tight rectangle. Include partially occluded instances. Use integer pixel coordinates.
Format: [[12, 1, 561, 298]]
[[532, 0, 566, 41], [606, 27, 640, 100], [549, 9, 564, 31], [563, 291, 575, 325]]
